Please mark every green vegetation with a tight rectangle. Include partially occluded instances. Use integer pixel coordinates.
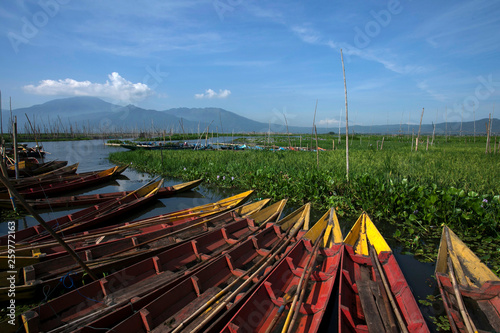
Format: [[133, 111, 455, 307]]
[[109, 134, 500, 274]]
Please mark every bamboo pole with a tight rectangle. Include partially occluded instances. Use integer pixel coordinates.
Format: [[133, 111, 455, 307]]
[[486, 114, 491, 154], [341, 49, 349, 182], [13, 116, 19, 179], [380, 137, 384, 150], [416, 108, 424, 151], [473, 105, 476, 143], [284, 229, 326, 333], [445, 228, 478, 333], [0, 168, 98, 280], [445, 106, 448, 142], [283, 112, 291, 148], [369, 244, 409, 333]]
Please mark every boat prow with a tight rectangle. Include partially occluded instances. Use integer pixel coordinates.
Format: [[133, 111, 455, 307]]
[[435, 225, 500, 333]]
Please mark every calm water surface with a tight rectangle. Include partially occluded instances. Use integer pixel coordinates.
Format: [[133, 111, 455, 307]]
[[0, 140, 441, 331]]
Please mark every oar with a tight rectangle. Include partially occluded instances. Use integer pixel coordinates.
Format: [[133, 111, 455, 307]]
[[368, 243, 409, 333], [171, 208, 308, 333], [368, 244, 398, 333], [263, 285, 297, 333], [445, 227, 478, 333], [282, 226, 326, 333]]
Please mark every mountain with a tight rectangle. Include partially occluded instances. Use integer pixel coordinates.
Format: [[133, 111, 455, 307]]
[[3, 97, 498, 135]]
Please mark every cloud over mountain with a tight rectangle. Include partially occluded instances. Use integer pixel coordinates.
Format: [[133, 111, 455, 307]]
[[23, 72, 152, 102], [194, 88, 231, 99]]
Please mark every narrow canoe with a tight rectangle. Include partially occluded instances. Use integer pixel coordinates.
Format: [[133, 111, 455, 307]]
[[12, 200, 289, 332], [4, 178, 203, 210], [2, 163, 79, 189], [0, 165, 127, 199], [0, 177, 162, 246], [218, 208, 344, 333], [0, 199, 277, 305], [7, 160, 68, 177], [69, 203, 310, 333], [340, 213, 430, 332], [435, 225, 500, 333], [0, 189, 255, 258]]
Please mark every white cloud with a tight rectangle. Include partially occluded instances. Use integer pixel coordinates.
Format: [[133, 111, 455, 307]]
[[317, 118, 341, 126], [23, 72, 152, 102], [291, 25, 320, 44], [194, 89, 231, 99]]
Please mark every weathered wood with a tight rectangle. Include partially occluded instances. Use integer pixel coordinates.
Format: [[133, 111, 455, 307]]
[[357, 280, 386, 332]]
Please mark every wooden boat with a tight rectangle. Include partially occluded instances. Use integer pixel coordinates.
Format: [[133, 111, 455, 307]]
[[2, 178, 202, 210], [340, 213, 429, 332], [0, 177, 163, 246], [8, 160, 68, 177], [435, 226, 500, 333], [5, 163, 79, 187], [70, 203, 309, 333], [10, 200, 291, 332], [0, 164, 127, 199], [0, 189, 255, 266], [218, 208, 344, 333], [0, 199, 277, 305]]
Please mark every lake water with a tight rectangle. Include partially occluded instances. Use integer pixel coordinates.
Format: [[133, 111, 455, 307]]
[[0, 139, 441, 331]]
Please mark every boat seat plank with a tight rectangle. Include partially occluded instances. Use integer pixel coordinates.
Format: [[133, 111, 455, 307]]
[[356, 280, 385, 333]]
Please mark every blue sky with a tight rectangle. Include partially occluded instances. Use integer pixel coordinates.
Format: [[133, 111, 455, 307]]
[[1, 0, 499, 127]]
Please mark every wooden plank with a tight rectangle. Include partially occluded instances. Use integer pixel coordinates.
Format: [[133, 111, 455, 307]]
[[357, 280, 385, 332], [368, 279, 397, 333]]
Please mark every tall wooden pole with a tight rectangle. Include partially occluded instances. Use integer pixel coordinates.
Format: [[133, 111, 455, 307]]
[[13, 116, 19, 179], [416, 108, 424, 152], [341, 49, 349, 182], [486, 113, 492, 154], [0, 168, 98, 280]]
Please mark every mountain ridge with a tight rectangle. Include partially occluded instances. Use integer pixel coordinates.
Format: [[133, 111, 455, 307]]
[[4, 97, 498, 135]]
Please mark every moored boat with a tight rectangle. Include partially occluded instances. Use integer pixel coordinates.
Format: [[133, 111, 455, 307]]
[[0, 177, 163, 246], [2, 178, 202, 210], [218, 208, 344, 333], [0, 164, 127, 199], [340, 213, 430, 332], [435, 225, 500, 333], [7, 199, 290, 332]]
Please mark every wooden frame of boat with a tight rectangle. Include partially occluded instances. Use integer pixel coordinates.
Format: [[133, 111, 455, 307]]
[[435, 225, 500, 333], [340, 213, 429, 333], [0, 190, 255, 262], [3, 178, 202, 210], [0, 176, 162, 246], [218, 208, 344, 333], [0, 165, 128, 200], [0, 199, 277, 305], [9, 200, 293, 332]]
